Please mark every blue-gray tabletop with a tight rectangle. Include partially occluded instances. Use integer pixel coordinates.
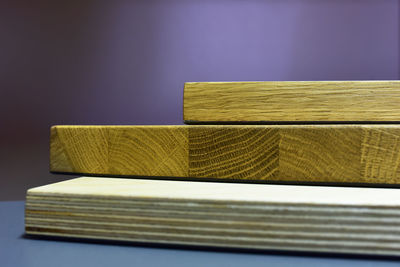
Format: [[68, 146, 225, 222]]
[[1, 201, 400, 267]]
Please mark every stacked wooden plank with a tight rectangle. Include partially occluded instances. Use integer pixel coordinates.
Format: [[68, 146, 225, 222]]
[[183, 81, 400, 123], [50, 125, 400, 184], [25, 177, 400, 256], [26, 81, 400, 255]]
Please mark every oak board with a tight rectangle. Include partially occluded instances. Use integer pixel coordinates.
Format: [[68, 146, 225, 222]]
[[51, 125, 400, 184], [25, 177, 400, 256], [183, 81, 400, 123]]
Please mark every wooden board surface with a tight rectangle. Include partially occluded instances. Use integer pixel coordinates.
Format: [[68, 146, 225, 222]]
[[25, 177, 400, 256], [183, 81, 400, 122], [51, 125, 400, 185]]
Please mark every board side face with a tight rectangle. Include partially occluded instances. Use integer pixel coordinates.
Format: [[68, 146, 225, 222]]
[[279, 126, 362, 182], [25, 177, 400, 206], [50, 126, 109, 173], [25, 177, 400, 256], [50, 126, 189, 177], [50, 125, 400, 184], [188, 126, 279, 180], [107, 126, 189, 177], [361, 127, 400, 182], [183, 81, 400, 122]]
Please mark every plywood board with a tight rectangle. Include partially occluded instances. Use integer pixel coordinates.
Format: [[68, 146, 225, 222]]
[[51, 125, 400, 184], [183, 81, 400, 123], [25, 177, 400, 256]]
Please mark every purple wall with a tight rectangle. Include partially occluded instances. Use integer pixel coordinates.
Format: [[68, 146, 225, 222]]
[[1, 0, 399, 200]]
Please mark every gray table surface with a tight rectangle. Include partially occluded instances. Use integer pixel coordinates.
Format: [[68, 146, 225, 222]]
[[2, 201, 400, 267]]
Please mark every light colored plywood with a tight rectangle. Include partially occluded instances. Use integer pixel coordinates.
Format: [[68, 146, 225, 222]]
[[25, 177, 400, 255], [183, 81, 400, 122], [51, 125, 400, 184], [25, 177, 400, 205]]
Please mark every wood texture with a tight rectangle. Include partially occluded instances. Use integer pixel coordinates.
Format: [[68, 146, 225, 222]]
[[183, 81, 400, 122], [51, 125, 400, 184], [51, 126, 188, 177], [26, 177, 400, 256]]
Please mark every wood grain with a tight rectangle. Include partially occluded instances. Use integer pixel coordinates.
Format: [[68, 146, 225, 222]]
[[51, 126, 188, 177], [25, 177, 400, 256], [107, 127, 188, 177], [279, 127, 361, 182], [51, 125, 400, 184], [183, 81, 400, 122], [50, 126, 109, 173], [189, 127, 279, 179], [361, 127, 400, 182]]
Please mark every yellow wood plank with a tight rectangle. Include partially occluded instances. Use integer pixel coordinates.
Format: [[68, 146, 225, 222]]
[[183, 81, 400, 122], [25, 177, 400, 256], [50, 125, 400, 184]]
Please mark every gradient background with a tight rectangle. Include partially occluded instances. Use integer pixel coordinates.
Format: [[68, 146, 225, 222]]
[[1, 0, 399, 200]]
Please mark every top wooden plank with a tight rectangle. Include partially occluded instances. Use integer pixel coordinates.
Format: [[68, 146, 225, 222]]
[[183, 81, 400, 123]]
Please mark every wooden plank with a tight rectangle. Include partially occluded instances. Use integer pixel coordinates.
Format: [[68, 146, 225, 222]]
[[25, 177, 400, 255], [51, 125, 400, 184], [183, 81, 400, 122]]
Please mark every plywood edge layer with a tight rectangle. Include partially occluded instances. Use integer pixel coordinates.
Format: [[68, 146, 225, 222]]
[[25, 177, 400, 256], [25, 177, 400, 207]]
